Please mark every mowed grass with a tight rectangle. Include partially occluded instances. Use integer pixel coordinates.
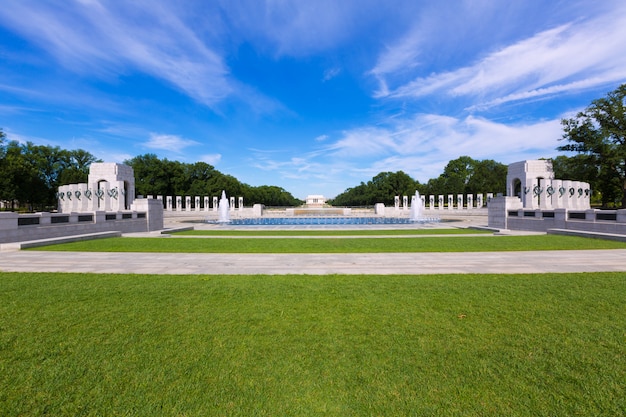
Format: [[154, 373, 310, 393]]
[[30, 234, 626, 253], [1, 272, 624, 416]]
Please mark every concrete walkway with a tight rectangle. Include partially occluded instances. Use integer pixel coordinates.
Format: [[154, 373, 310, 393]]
[[2, 249, 626, 275]]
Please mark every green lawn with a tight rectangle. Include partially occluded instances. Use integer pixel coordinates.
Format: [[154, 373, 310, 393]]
[[30, 234, 626, 253], [1, 272, 623, 416]]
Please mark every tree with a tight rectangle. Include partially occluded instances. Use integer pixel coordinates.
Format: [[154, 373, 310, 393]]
[[467, 159, 507, 194], [424, 156, 506, 197], [558, 84, 626, 207], [329, 171, 419, 206], [125, 154, 302, 206], [57, 149, 101, 185]]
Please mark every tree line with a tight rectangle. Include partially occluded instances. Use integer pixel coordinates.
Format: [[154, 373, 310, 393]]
[[2, 84, 625, 211], [0, 131, 99, 211], [328, 157, 508, 206], [125, 154, 302, 207]]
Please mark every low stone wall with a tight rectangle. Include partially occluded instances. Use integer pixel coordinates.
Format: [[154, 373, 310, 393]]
[[488, 196, 626, 235], [0, 199, 163, 244]]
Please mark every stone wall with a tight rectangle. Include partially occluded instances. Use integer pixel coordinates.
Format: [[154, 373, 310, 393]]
[[0, 198, 163, 244], [488, 195, 626, 234]]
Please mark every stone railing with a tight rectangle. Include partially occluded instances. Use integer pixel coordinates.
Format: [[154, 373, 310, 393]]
[[0, 198, 163, 244], [488, 195, 626, 235], [146, 195, 245, 212], [393, 193, 494, 211], [153, 192, 496, 213]]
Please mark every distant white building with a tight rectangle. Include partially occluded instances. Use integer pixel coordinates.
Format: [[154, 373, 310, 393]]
[[305, 195, 326, 207]]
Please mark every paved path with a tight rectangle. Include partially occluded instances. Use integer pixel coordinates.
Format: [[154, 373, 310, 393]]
[[2, 249, 626, 275]]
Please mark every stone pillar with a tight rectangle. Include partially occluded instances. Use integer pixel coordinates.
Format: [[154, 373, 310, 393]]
[[487, 196, 523, 229], [448, 195, 453, 210], [522, 178, 538, 209], [538, 179, 550, 209], [102, 183, 112, 212], [429, 195, 435, 209], [0, 212, 18, 231], [581, 182, 591, 208], [166, 196, 173, 211], [213, 196, 218, 211], [402, 196, 408, 210], [238, 197, 244, 211], [195, 196, 200, 211], [176, 196, 182, 212], [58, 185, 70, 212], [438, 195, 444, 210], [78, 184, 89, 212], [562, 181, 574, 209], [204, 196, 210, 211], [466, 194, 473, 209], [487, 193, 493, 204], [253, 204, 264, 216], [476, 194, 483, 208], [68, 185, 77, 212], [394, 196, 400, 211], [229, 197, 235, 211], [457, 194, 463, 209], [487, 197, 522, 229], [131, 198, 164, 232], [185, 196, 191, 211], [109, 182, 126, 211], [38, 212, 51, 225], [554, 208, 567, 229]]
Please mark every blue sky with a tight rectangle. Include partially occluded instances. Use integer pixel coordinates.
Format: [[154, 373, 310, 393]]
[[2, 1, 626, 199]]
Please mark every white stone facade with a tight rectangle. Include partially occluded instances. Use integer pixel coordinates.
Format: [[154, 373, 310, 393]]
[[58, 162, 135, 213], [506, 160, 590, 210], [305, 195, 326, 207]]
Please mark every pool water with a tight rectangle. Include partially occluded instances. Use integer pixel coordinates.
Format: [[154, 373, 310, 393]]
[[215, 217, 440, 225]]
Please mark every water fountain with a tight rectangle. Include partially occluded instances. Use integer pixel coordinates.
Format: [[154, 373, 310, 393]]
[[217, 190, 230, 223], [410, 191, 424, 222]]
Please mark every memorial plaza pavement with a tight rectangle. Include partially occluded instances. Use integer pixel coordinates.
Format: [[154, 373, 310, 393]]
[[2, 213, 626, 275]]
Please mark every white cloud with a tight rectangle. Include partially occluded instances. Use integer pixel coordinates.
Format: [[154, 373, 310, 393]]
[[322, 68, 341, 82], [319, 113, 563, 182], [0, 1, 232, 107], [144, 133, 199, 152], [201, 153, 222, 165], [380, 6, 626, 108]]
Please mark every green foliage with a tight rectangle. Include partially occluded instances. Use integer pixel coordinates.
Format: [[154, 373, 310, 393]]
[[558, 84, 626, 207], [1, 272, 624, 415], [330, 158, 506, 206], [125, 154, 302, 206], [0, 133, 100, 211], [424, 156, 506, 197], [330, 171, 419, 206]]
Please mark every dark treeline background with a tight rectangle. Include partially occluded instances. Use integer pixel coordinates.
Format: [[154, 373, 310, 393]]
[[0, 131, 621, 211], [329, 157, 508, 206], [125, 154, 302, 207]]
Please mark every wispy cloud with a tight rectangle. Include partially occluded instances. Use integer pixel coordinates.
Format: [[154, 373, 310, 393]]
[[322, 68, 341, 82], [144, 133, 199, 152], [201, 153, 222, 165], [0, 1, 232, 107], [247, 112, 563, 193], [374, 4, 626, 108]]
